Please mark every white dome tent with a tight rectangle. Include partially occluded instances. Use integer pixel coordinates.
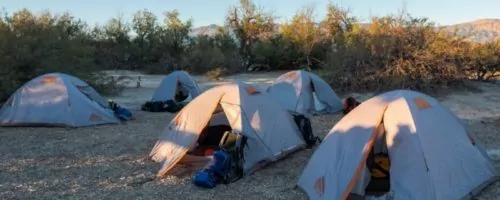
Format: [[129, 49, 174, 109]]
[[297, 90, 497, 200]]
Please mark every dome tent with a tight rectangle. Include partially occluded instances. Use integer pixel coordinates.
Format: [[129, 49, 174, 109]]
[[297, 90, 497, 200], [0, 73, 120, 127], [267, 70, 343, 116], [151, 70, 201, 102], [148, 83, 306, 177]]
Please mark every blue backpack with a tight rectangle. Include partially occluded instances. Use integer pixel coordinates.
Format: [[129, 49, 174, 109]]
[[192, 131, 247, 188], [192, 150, 232, 188], [108, 100, 133, 121]]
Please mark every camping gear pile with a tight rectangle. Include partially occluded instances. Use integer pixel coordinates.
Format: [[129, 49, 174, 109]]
[[108, 99, 133, 121], [192, 130, 247, 188], [141, 100, 185, 113], [1, 69, 497, 199]]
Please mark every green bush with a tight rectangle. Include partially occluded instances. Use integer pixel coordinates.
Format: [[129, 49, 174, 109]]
[[0, 1, 499, 102]]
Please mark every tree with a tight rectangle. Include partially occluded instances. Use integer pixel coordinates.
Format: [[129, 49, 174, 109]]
[[101, 14, 132, 69], [281, 6, 321, 70], [160, 10, 192, 71], [0, 9, 102, 100], [226, 0, 275, 69], [0, 6, 499, 102], [132, 9, 159, 68], [321, 3, 356, 50]]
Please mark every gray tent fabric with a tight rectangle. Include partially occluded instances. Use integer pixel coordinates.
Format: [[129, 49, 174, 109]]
[[149, 83, 306, 177], [297, 90, 497, 200], [151, 71, 201, 102], [267, 70, 343, 116], [0, 73, 120, 127]]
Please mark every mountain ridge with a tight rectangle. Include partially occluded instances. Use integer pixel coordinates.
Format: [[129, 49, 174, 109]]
[[189, 19, 500, 42]]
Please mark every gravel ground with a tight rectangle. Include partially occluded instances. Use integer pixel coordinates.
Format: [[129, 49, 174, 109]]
[[0, 72, 499, 200]]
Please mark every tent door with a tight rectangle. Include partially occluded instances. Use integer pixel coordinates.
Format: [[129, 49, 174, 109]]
[[189, 104, 231, 156], [365, 122, 391, 196]]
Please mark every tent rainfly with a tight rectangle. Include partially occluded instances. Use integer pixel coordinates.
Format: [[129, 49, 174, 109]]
[[297, 90, 497, 200], [267, 70, 343, 116], [0, 73, 120, 127], [151, 71, 201, 102], [149, 83, 306, 177]]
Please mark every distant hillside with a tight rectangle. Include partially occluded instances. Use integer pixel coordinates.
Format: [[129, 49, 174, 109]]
[[442, 19, 500, 42], [189, 19, 500, 42], [189, 24, 222, 37]]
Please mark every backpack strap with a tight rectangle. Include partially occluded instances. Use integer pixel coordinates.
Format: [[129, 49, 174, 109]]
[[219, 131, 237, 149]]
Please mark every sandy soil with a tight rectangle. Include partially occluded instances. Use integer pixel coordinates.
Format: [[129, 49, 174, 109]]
[[1, 71, 499, 200]]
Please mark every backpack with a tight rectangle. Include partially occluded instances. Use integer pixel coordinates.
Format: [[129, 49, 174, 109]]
[[192, 131, 247, 188], [192, 150, 231, 188], [218, 131, 247, 184], [343, 97, 361, 115], [108, 100, 132, 121], [292, 114, 321, 148]]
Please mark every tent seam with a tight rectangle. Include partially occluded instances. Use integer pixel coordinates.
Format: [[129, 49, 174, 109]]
[[404, 97, 436, 199]]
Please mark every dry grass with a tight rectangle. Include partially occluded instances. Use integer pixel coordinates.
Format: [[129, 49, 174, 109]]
[[1, 78, 499, 199]]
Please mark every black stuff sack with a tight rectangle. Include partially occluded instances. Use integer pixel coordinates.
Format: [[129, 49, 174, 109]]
[[292, 114, 320, 148]]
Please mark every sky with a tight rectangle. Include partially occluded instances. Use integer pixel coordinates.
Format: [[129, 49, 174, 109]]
[[2, 0, 500, 27]]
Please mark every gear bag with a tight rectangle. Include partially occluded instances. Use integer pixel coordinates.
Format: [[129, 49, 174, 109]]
[[218, 131, 247, 184], [141, 100, 184, 113], [343, 97, 361, 115], [292, 114, 320, 148]]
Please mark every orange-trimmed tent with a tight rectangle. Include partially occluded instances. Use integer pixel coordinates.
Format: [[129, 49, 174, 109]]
[[267, 70, 343, 116], [0, 73, 120, 127], [297, 90, 497, 200], [149, 83, 306, 177]]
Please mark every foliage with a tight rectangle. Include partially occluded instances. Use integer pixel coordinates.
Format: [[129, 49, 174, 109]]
[[0, 1, 499, 101], [281, 5, 322, 70], [226, 0, 276, 69]]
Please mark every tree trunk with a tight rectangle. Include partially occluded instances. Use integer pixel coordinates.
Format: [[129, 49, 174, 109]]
[[305, 54, 312, 71]]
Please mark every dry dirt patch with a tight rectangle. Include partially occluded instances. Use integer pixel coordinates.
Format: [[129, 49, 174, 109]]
[[1, 72, 499, 199]]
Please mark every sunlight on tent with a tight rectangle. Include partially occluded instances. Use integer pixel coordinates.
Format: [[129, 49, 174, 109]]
[[21, 85, 68, 105]]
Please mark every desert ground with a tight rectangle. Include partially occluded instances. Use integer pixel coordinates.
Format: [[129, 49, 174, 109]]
[[1, 71, 499, 200]]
